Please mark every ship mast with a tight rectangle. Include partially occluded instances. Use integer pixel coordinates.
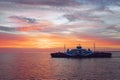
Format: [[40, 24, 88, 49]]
[[64, 44, 66, 52]]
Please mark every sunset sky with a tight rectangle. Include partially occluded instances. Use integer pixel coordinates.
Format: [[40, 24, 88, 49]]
[[0, 0, 120, 50]]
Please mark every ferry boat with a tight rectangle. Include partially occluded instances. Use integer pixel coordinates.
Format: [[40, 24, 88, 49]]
[[51, 45, 112, 58]]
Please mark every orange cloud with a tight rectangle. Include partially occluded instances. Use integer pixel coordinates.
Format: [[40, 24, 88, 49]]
[[79, 34, 120, 49], [0, 33, 78, 48], [17, 21, 53, 32], [17, 25, 42, 31]]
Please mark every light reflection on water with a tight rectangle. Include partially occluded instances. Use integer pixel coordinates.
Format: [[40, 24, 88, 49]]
[[0, 52, 120, 80]]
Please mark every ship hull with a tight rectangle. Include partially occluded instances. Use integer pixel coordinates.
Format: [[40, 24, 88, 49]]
[[51, 52, 112, 58]]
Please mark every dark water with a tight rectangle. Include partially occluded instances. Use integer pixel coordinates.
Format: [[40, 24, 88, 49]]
[[0, 51, 120, 80]]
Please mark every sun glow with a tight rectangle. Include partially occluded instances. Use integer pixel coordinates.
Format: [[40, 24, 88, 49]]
[[35, 39, 60, 48]]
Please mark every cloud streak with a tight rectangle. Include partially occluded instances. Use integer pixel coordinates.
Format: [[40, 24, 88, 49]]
[[0, 0, 80, 6], [9, 16, 37, 23]]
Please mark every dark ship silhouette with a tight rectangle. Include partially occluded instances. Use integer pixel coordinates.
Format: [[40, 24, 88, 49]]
[[51, 45, 112, 58]]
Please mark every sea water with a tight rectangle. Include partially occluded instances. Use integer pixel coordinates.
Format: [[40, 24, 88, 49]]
[[0, 50, 120, 80]]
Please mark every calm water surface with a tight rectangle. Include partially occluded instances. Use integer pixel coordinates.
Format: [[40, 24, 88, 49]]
[[0, 51, 120, 80]]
